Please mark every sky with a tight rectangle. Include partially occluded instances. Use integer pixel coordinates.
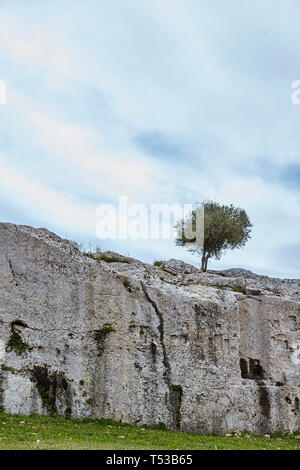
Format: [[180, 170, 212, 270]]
[[0, 0, 299, 278]]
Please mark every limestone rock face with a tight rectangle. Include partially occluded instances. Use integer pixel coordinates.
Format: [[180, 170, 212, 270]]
[[0, 222, 299, 434]]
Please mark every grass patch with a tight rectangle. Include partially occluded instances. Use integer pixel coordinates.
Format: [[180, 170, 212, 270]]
[[0, 412, 298, 450], [153, 261, 165, 270], [83, 252, 130, 264], [216, 284, 226, 291], [232, 285, 248, 294]]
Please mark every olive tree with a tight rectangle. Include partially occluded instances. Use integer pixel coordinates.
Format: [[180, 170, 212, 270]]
[[175, 201, 253, 272]]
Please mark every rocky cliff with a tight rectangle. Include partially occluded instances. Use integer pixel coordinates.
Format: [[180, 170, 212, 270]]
[[0, 223, 299, 434]]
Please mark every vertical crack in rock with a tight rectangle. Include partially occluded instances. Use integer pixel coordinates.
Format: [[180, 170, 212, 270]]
[[258, 382, 270, 418], [0, 367, 4, 411], [172, 385, 182, 429], [8, 259, 18, 287], [141, 282, 181, 429], [239, 358, 249, 378], [239, 357, 270, 431], [258, 380, 271, 433], [141, 283, 171, 384]]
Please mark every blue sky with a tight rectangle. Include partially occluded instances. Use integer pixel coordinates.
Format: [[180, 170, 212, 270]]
[[0, 0, 299, 278]]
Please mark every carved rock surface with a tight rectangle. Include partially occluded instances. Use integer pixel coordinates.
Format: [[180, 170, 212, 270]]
[[0, 223, 299, 434]]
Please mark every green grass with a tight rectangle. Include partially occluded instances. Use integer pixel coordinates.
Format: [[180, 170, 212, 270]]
[[0, 412, 299, 450], [153, 261, 165, 269], [232, 285, 248, 294], [6, 321, 29, 356], [83, 252, 130, 263]]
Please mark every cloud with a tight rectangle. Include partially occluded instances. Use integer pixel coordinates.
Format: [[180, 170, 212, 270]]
[[27, 110, 158, 200], [0, 156, 98, 234]]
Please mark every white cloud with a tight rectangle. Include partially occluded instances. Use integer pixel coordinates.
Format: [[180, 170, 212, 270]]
[[0, 156, 98, 234], [27, 110, 158, 199]]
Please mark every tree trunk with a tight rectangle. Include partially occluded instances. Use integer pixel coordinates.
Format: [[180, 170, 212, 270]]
[[201, 252, 209, 272], [201, 252, 206, 271], [201, 252, 210, 272]]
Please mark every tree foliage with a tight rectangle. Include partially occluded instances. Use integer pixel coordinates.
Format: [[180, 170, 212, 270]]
[[175, 201, 253, 271]]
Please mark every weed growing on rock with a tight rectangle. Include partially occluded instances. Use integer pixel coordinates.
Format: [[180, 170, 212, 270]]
[[232, 286, 248, 294], [7, 321, 29, 356], [83, 252, 130, 263]]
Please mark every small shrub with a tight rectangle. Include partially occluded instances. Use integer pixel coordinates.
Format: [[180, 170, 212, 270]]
[[172, 384, 182, 392], [122, 276, 132, 292], [154, 261, 165, 270], [83, 252, 96, 259], [103, 323, 115, 332]]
